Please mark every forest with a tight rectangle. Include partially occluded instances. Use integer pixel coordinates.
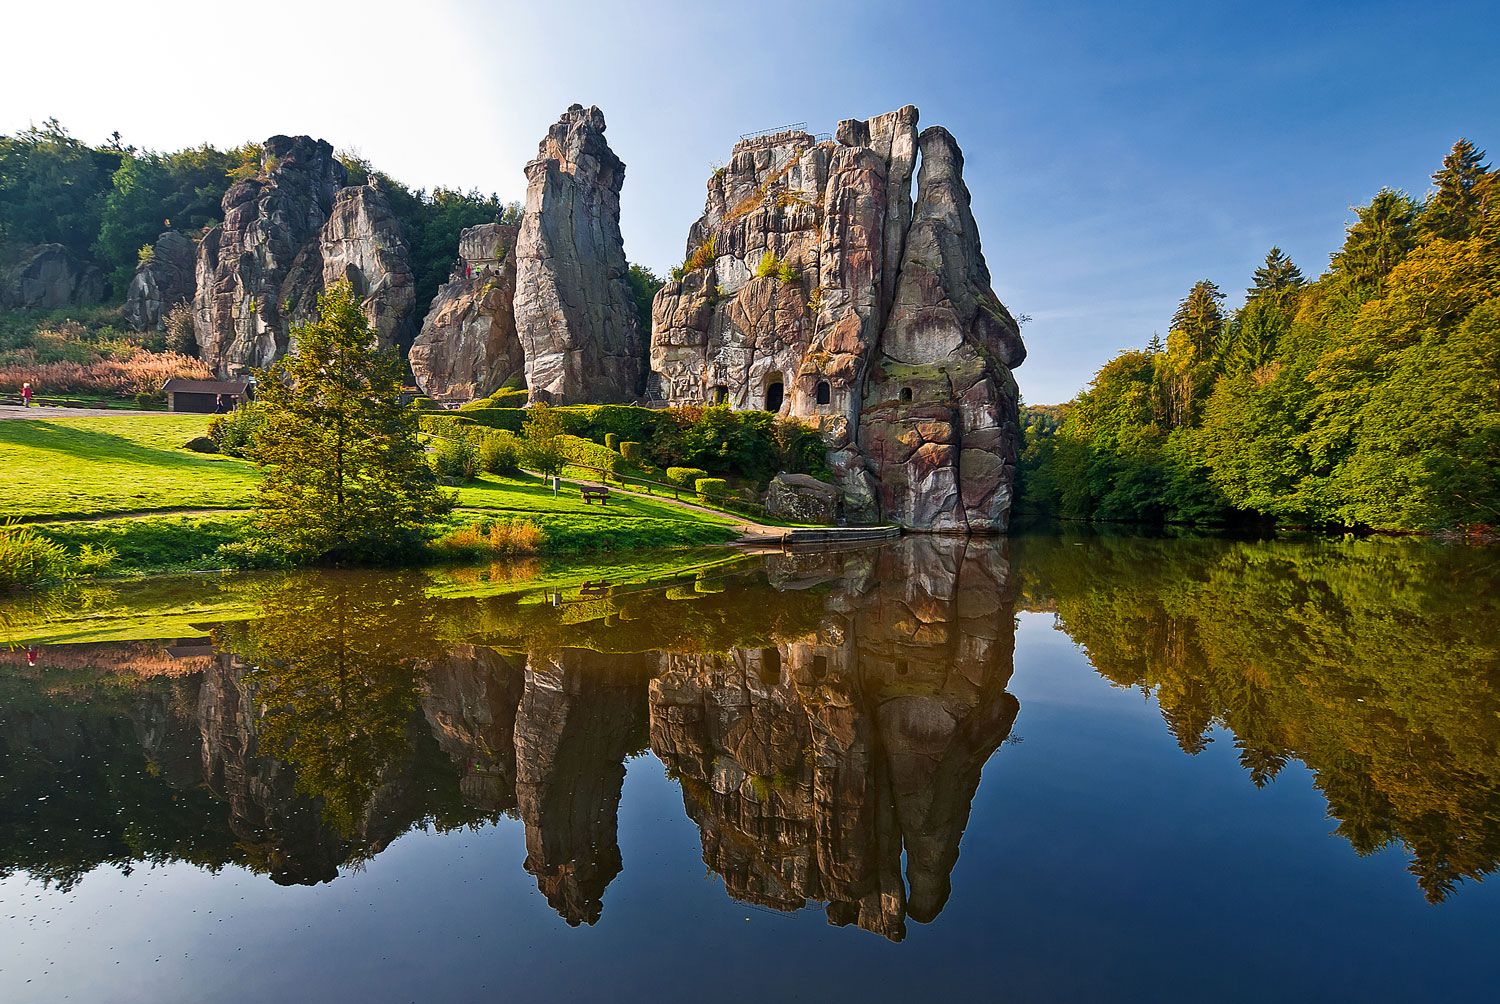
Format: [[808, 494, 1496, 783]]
[[1020, 139, 1498, 533]]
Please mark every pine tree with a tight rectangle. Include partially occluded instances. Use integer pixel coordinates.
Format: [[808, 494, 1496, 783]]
[[1418, 139, 1490, 242], [1247, 247, 1304, 306], [1170, 280, 1226, 356], [1331, 188, 1418, 292], [252, 280, 451, 562]]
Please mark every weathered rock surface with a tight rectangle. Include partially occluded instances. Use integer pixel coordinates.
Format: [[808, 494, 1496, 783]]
[[0, 243, 104, 309], [409, 223, 524, 403], [764, 472, 842, 525], [650, 106, 1025, 532], [193, 136, 415, 377], [124, 230, 196, 331], [513, 105, 644, 403], [649, 537, 1018, 940], [303, 181, 416, 349]]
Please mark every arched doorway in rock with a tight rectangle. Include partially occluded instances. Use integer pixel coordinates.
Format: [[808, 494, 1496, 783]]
[[899, 386, 914, 403], [764, 374, 784, 412], [713, 385, 729, 405], [815, 380, 831, 405]]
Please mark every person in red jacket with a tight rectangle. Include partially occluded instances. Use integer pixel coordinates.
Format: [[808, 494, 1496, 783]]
[[21, 381, 33, 407]]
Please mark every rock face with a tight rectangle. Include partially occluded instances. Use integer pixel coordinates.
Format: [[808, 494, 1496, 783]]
[[193, 136, 415, 377], [123, 230, 196, 331], [513, 105, 644, 403], [764, 472, 842, 525], [0, 243, 103, 309], [408, 223, 524, 403], [650, 106, 1026, 532]]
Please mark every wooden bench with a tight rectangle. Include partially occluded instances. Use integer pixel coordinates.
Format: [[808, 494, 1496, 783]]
[[580, 484, 610, 505]]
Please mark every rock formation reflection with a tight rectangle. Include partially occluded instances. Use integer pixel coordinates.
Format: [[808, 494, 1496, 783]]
[[5, 532, 1498, 931]]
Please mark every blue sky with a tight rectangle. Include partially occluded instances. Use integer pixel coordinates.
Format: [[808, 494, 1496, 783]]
[[2, 0, 1495, 402]]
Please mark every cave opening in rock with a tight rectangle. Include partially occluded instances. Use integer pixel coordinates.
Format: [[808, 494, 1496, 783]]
[[764, 377, 784, 412], [760, 647, 782, 686], [815, 380, 831, 405], [900, 386, 914, 403], [713, 385, 729, 404], [812, 654, 828, 678]]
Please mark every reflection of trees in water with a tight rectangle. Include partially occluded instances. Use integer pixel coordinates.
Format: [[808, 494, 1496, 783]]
[[214, 574, 438, 839], [1017, 533, 1500, 902], [6, 533, 1496, 920]]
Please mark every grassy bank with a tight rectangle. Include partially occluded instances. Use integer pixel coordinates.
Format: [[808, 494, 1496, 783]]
[[2, 413, 739, 581]]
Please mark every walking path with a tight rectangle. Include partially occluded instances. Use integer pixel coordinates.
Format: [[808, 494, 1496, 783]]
[[0, 404, 161, 419]]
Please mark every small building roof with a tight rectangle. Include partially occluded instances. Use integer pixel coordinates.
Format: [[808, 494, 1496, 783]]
[[161, 378, 250, 394]]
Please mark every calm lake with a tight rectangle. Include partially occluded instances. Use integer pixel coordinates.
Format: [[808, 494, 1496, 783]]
[[2, 532, 1497, 1002]]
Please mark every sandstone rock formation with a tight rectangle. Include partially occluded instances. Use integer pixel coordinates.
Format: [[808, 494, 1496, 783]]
[[408, 223, 524, 403], [123, 230, 196, 331], [651, 106, 1026, 532], [0, 243, 103, 309], [764, 472, 842, 524], [513, 105, 644, 403], [193, 136, 415, 376], [649, 536, 1019, 940]]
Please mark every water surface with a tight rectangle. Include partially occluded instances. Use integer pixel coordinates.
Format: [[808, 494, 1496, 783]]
[[2, 533, 1497, 1001]]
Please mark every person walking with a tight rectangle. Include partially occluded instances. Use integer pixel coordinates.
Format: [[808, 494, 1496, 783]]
[[21, 381, 33, 407]]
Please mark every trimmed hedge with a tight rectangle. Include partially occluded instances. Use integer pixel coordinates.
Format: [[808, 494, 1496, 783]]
[[557, 434, 623, 475], [438, 403, 830, 485], [619, 440, 641, 461], [694, 477, 730, 499], [459, 386, 530, 410], [666, 466, 708, 486], [605, 432, 619, 451]]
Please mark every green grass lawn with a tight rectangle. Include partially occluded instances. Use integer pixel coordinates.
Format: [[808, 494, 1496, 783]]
[[2, 413, 739, 576], [0, 414, 257, 518]]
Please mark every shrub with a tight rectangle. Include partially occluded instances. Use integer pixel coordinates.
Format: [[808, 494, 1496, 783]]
[[431, 433, 480, 480], [434, 519, 545, 558], [666, 466, 709, 486], [0, 522, 74, 591], [521, 402, 567, 476], [477, 429, 522, 475], [208, 403, 265, 458], [695, 477, 730, 500], [688, 235, 717, 272], [164, 303, 196, 356], [776, 260, 800, 285], [72, 543, 117, 576], [619, 440, 641, 461], [0, 348, 211, 398], [557, 433, 623, 475], [459, 386, 528, 410], [754, 250, 779, 279], [605, 432, 619, 451], [215, 537, 293, 570]]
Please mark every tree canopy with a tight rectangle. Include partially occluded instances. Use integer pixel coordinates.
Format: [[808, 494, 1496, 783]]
[[1020, 137, 1500, 533], [252, 280, 452, 561]]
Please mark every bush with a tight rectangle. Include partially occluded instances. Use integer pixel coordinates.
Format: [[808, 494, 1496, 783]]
[[433, 519, 545, 558], [458, 386, 529, 410], [694, 477, 730, 500], [605, 432, 619, 451], [557, 434, 623, 475], [619, 440, 641, 461], [666, 466, 709, 486], [0, 347, 212, 398], [207, 403, 264, 458], [72, 543, 117, 576], [164, 304, 196, 356], [215, 537, 293, 570], [0, 522, 74, 591], [754, 250, 779, 279], [477, 429, 522, 475], [431, 433, 480, 480]]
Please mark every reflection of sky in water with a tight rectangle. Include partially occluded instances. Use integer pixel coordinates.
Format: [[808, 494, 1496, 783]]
[[2, 538, 1499, 1002]]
